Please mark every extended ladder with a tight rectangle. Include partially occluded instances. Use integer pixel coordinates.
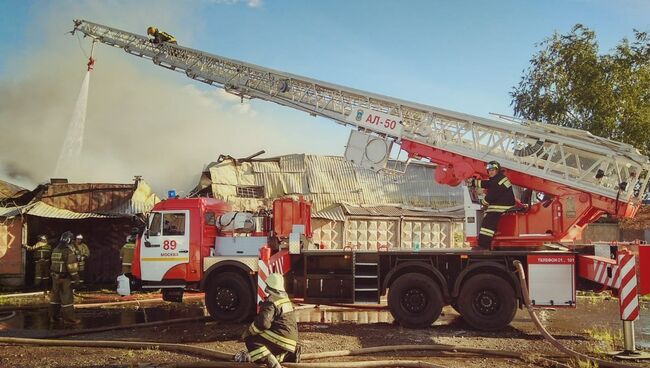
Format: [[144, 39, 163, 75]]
[[72, 20, 650, 205]]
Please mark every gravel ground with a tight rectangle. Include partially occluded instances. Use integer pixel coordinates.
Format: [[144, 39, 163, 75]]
[[1, 302, 649, 368]]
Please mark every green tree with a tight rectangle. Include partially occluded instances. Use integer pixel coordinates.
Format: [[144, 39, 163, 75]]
[[511, 24, 650, 155]]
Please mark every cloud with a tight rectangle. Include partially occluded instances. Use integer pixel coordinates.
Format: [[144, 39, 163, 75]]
[[0, 0, 347, 196]]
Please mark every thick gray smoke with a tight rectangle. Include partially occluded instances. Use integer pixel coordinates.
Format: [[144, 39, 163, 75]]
[[0, 1, 346, 195]]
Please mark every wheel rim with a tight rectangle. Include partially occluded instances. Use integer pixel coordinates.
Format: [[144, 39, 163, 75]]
[[473, 289, 499, 315], [401, 288, 427, 313], [215, 286, 239, 311]]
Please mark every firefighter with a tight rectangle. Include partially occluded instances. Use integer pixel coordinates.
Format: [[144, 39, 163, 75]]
[[235, 273, 301, 368], [470, 161, 516, 249], [73, 234, 91, 284], [23, 235, 52, 289], [120, 228, 138, 275], [49, 231, 81, 325], [147, 26, 177, 44]]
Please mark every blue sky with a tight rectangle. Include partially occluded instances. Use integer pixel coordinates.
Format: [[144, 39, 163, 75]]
[[0, 0, 648, 191]]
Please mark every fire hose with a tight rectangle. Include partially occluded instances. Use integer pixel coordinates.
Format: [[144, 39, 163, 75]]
[[0, 271, 644, 368], [513, 260, 640, 368]]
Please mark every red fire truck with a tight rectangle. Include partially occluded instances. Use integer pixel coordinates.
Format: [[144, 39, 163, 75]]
[[75, 20, 650, 332]]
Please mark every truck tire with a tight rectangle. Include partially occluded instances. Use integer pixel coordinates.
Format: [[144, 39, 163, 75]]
[[205, 271, 254, 323], [457, 273, 517, 331], [388, 272, 443, 328]]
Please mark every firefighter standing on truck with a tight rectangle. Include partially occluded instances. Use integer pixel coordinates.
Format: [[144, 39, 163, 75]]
[[235, 273, 300, 368], [49, 231, 80, 325], [470, 161, 515, 249], [23, 235, 51, 289]]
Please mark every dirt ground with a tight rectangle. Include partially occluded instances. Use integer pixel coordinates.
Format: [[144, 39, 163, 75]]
[[0, 293, 649, 368]]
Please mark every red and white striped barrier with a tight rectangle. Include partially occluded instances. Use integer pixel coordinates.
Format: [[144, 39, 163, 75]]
[[616, 250, 639, 321], [257, 249, 292, 305], [577, 255, 619, 288]]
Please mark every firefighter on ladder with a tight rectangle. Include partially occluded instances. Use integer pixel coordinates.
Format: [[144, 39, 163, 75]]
[[469, 161, 516, 249], [49, 231, 81, 325], [23, 235, 51, 289], [235, 273, 301, 367], [147, 26, 177, 44]]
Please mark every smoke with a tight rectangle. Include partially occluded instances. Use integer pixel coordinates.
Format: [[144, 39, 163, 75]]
[[0, 0, 346, 195]]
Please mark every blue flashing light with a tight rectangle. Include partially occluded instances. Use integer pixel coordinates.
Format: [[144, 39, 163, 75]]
[[168, 189, 177, 199]]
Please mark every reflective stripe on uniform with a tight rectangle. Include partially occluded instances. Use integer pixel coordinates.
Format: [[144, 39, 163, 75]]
[[249, 346, 270, 362], [61, 304, 74, 308], [122, 263, 132, 266], [260, 330, 297, 352], [249, 322, 262, 335], [486, 205, 512, 213], [498, 177, 512, 188], [480, 228, 495, 237], [273, 297, 294, 314]]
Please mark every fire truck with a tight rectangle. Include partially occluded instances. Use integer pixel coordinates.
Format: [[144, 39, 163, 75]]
[[73, 20, 650, 332]]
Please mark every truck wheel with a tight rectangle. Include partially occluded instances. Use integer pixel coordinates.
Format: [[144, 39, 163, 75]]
[[388, 273, 443, 328], [457, 273, 517, 331], [205, 271, 254, 323]]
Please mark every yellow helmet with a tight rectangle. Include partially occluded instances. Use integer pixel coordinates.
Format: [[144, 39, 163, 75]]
[[265, 273, 285, 292], [147, 26, 157, 35]]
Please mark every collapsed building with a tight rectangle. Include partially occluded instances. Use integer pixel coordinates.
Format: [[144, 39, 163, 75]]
[[0, 178, 159, 288], [192, 154, 466, 250]]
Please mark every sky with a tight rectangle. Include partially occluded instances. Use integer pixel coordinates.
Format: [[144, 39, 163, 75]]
[[0, 0, 648, 195]]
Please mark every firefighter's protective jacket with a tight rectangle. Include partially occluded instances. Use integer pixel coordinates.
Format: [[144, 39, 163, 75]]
[[152, 30, 176, 44], [478, 171, 516, 213], [246, 292, 298, 352], [26, 240, 52, 260], [50, 243, 80, 282]]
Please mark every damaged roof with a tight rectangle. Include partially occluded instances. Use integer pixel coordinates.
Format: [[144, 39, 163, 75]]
[[194, 154, 463, 212], [0, 179, 29, 201], [0, 179, 160, 219]]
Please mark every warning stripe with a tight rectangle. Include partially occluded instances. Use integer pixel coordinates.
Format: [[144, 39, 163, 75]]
[[257, 259, 269, 304], [617, 250, 639, 321]]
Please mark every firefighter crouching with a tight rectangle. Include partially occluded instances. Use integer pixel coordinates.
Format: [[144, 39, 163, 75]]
[[235, 273, 301, 368], [23, 235, 52, 289], [49, 231, 81, 325]]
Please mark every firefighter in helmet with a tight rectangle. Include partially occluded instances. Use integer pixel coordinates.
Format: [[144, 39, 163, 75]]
[[120, 228, 139, 275], [469, 161, 516, 249], [23, 234, 52, 289], [49, 231, 81, 325], [235, 273, 300, 367], [147, 26, 177, 44], [73, 234, 90, 284]]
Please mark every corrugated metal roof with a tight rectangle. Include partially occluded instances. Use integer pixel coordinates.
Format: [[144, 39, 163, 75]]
[[279, 154, 306, 173], [207, 154, 463, 211], [26, 202, 122, 219], [341, 203, 464, 219], [312, 205, 347, 221], [0, 204, 30, 218]]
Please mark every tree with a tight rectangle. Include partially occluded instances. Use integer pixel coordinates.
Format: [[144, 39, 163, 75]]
[[511, 24, 650, 156]]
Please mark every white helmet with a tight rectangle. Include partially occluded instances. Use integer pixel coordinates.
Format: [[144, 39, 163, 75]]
[[76, 234, 84, 240], [265, 273, 285, 292]]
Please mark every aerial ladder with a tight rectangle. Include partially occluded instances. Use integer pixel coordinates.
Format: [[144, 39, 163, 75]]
[[71, 20, 650, 249]]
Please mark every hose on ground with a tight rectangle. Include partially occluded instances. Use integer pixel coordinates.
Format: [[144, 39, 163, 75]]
[[0, 336, 232, 361], [0, 311, 17, 322], [513, 260, 640, 368], [168, 361, 447, 368], [45, 316, 211, 339], [300, 344, 523, 360]]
